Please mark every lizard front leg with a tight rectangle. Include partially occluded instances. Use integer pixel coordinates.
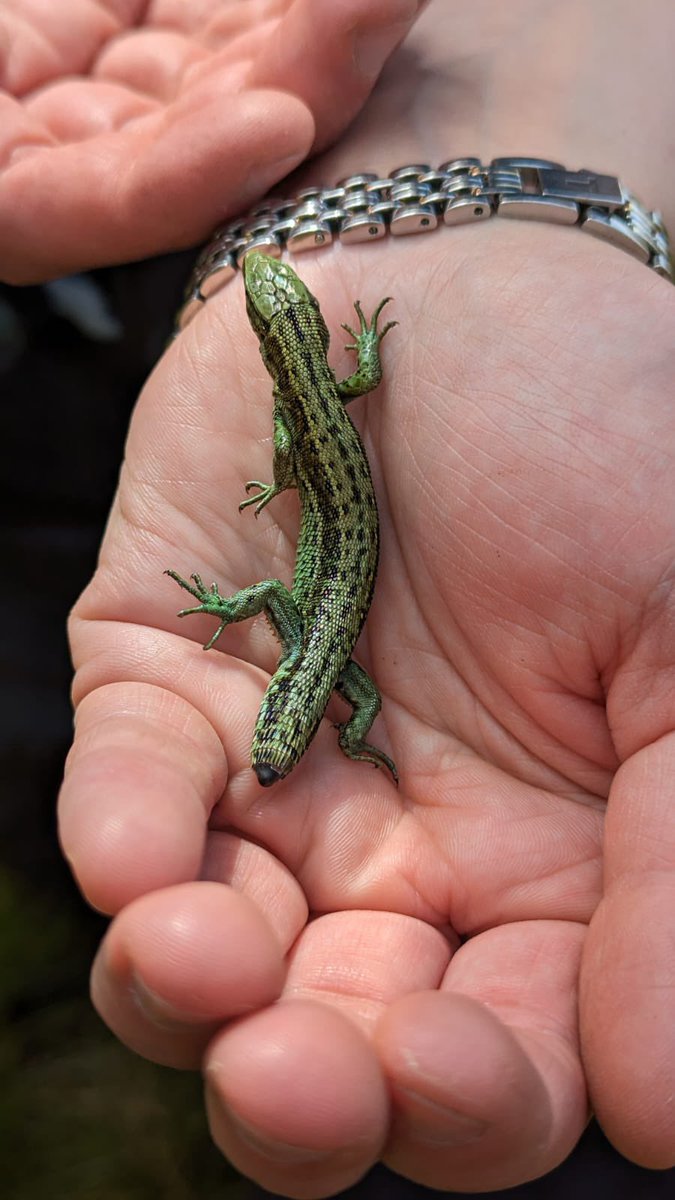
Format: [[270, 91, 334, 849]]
[[239, 395, 297, 516], [337, 297, 397, 402]]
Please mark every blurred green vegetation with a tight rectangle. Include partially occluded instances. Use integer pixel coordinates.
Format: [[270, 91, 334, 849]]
[[0, 867, 247, 1200]]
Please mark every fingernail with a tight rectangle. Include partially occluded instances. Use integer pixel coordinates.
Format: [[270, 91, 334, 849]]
[[130, 973, 195, 1031], [221, 1108, 331, 1164], [397, 1087, 489, 1146]]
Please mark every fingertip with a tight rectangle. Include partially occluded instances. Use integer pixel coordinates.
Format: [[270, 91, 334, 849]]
[[58, 682, 227, 913], [0, 86, 315, 281], [376, 991, 555, 1191], [205, 1000, 388, 1195], [58, 749, 208, 913], [581, 887, 675, 1169], [157, 84, 315, 219], [247, 0, 427, 151], [92, 881, 285, 1068]]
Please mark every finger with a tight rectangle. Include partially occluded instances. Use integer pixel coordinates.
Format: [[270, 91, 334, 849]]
[[203, 832, 309, 951], [0, 1, 122, 94], [68, 616, 406, 892], [0, 93, 56, 162], [282, 910, 453, 1032], [94, 30, 208, 101], [58, 680, 227, 913], [91, 881, 286, 1069], [150, 0, 240, 37], [0, 83, 313, 283], [203, 912, 448, 1195], [248, 0, 429, 152], [580, 732, 675, 1168], [24, 79, 157, 139], [376, 920, 588, 1191], [205, 1000, 389, 1198]]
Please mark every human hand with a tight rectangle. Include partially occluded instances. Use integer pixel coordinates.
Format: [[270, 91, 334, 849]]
[[0, 0, 424, 284], [58, 227, 675, 1195]]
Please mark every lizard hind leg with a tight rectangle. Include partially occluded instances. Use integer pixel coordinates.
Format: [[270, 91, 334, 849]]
[[334, 659, 398, 784], [165, 570, 304, 659]]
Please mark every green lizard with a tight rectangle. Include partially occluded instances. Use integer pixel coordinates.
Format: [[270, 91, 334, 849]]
[[166, 251, 397, 787]]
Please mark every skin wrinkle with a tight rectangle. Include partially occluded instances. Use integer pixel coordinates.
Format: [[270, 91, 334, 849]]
[[606, 603, 675, 757], [66, 679, 223, 776], [435, 411, 621, 563], [426, 523, 579, 639], [93, 29, 205, 101], [416, 415, 626, 605], [422, 431, 651, 621], [70, 728, 218, 821], [0, 12, 57, 95], [392, 496, 567, 784], [122, 349, 260, 508], [101, 1, 149, 24], [71, 620, 263, 764], [396, 532, 616, 794], [4, 1, 126, 95], [23, 78, 159, 138]]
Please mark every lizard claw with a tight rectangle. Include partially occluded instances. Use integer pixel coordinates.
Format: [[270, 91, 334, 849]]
[[239, 480, 277, 517]]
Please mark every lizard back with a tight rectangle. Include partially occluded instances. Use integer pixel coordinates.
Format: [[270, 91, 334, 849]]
[[251, 303, 380, 778], [168, 251, 397, 786]]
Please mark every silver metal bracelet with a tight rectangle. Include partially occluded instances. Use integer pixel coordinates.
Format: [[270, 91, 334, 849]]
[[177, 156, 673, 329]]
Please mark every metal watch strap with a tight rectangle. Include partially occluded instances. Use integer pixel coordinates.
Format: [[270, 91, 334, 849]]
[[177, 156, 673, 329]]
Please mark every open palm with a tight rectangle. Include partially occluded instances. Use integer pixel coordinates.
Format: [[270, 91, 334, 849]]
[[0, 0, 421, 282], [59, 228, 675, 1196]]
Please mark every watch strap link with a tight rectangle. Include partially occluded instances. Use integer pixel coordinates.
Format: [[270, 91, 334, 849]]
[[178, 156, 673, 329]]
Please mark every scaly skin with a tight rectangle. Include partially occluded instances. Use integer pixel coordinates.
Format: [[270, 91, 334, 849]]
[[167, 252, 397, 787]]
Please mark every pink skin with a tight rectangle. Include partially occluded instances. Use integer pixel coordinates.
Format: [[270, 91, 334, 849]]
[[36, 0, 675, 1192], [59, 218, 675, 1195], [0, 0, 426, 282]]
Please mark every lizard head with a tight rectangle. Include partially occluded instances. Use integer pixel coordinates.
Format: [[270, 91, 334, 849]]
[[242, 251, 321, 340]]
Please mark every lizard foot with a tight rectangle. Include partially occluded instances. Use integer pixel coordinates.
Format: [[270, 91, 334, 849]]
[[342, 297, 397, 352], [335, 723, 399, 785], [239, 480, 278, 517], [164, 570, 231, 650]]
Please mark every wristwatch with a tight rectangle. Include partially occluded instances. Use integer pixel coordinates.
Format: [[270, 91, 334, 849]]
[[177, 156, 673, 329]]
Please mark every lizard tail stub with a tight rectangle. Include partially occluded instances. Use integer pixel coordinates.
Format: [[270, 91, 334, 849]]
[[253, 762, 283, 788]]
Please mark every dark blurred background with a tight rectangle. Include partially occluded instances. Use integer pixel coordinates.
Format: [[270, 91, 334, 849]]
[[0, 260, 672, 1199]]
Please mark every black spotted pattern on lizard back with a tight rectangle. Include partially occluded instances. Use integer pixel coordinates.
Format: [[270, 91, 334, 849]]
[[251, 302, 379, 775]]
